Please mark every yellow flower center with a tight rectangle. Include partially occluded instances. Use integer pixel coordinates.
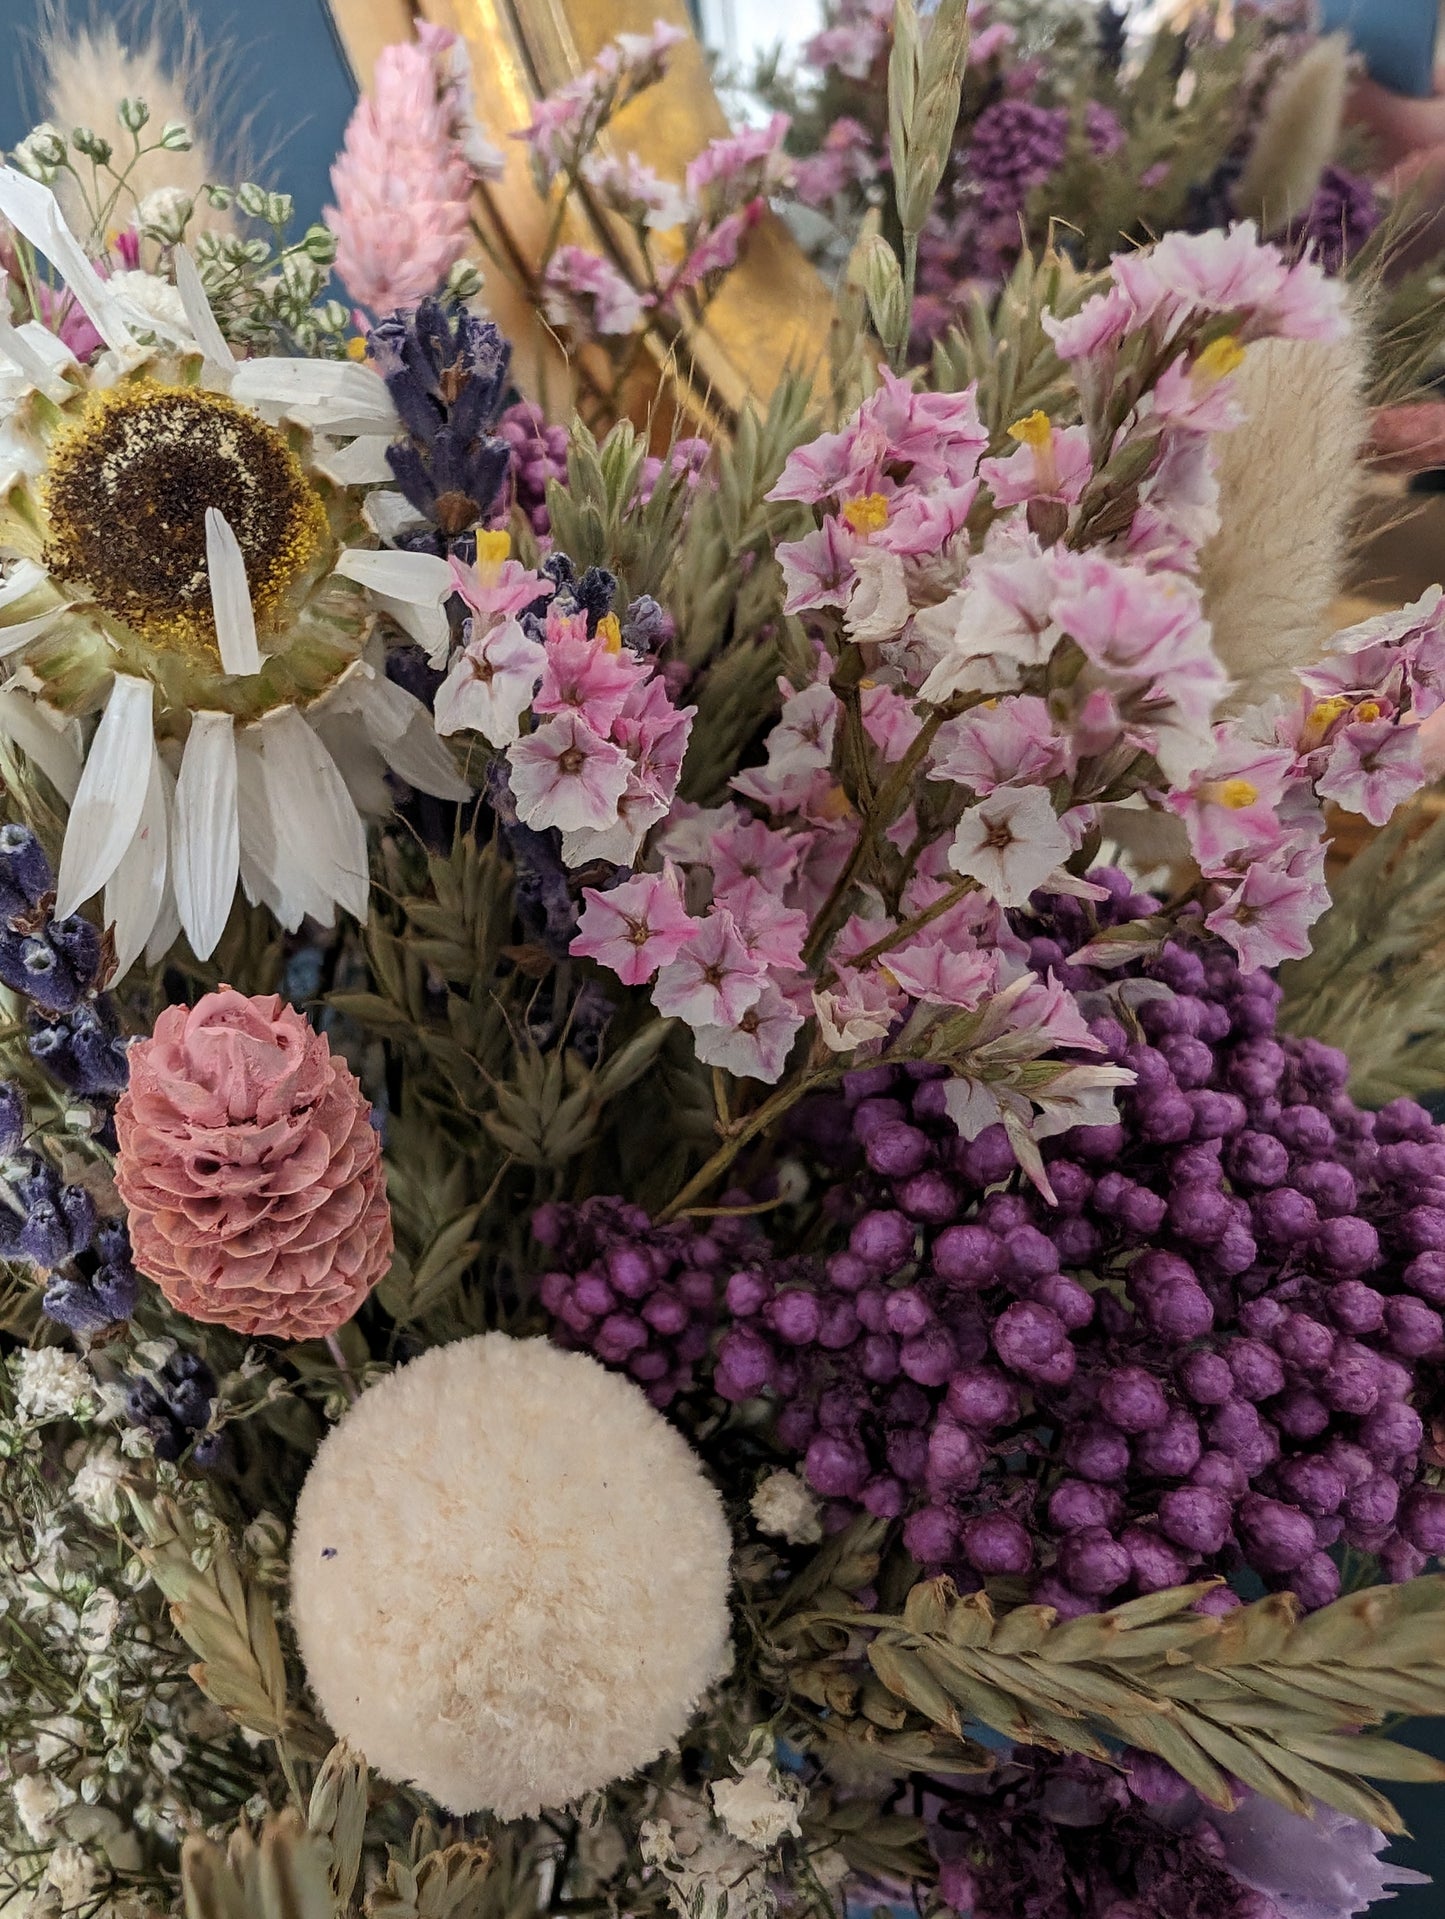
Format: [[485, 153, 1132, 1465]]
[[1192, 335, 1246, 386], [1218, 778, 1259, 809], [1007, 410, 1054, 449], [345, 335, 370, 361], [41, 381, 327, 664], [596, 612, 623, 654], [842, 493, 889, 535], [474, 528, 512, 583], [1356, 699, 1383, 723]]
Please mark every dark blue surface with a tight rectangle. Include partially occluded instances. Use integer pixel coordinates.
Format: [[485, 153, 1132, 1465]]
[[1318, 0, 1440, 98], [0, 0, 359, 229]]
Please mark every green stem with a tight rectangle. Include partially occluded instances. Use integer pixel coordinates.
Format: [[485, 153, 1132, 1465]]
[[658, 1065, 849, 1221]]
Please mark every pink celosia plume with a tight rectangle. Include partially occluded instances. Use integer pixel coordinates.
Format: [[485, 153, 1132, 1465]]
[[326, 35, 478, 315], [115, 989, 392, 1340]]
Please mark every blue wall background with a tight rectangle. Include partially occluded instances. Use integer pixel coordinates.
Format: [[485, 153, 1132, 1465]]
[[0, 2, 1443, 1912]]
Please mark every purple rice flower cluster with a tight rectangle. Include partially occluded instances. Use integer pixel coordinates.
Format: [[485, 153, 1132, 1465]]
[[705, 879, 1445, 1611], [534, 1195, 765, 1407], [1290, 165, 1381, 276], [495, 400, 570, 540], [368, 298, 513, 554]]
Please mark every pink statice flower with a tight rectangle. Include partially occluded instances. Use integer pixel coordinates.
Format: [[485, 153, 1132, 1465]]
[[543, 246, 649, 338], [450, 550, 552, 625], [885, 940, 996, 1009], [793, 117, 877, 206], [652, 907, 767, 1027], [803, 0, 892, 80], [691, 982, 805, 1083], [1313, 718, 1426, 825], [326, 35, 476, 313], [508, 710, 632, 833], [709, 813, 804, 894], [860, 683, 923, 762], [1110, 221, 1348, 344], [582, 151, 690, 229], [778, 518, 859, 615], [686, 115, 793, 217], [1205, 847, 1325, 970], [671, 201, 766, 293], [1302, 586, 1445, 721], [876, 483, 979, 559], [947, 785, 1074, 907], [571, 864, 697, 985], [814, 965, 901, 1052], [417, 22, 506, 179], [534, 618, 647, 726], [714, 875, 808, 973], [520, 21, 684, 187], [978, 420, 1093, 509], [1166, 736, 1297, 866], [434, 617, 546, 744], [970, 21, 1016, 64], [916, 532, 1068, 703], [1150, 352, 1247, 434], [932, 695, 1071, 795], [1042, 285, 1133, 364]]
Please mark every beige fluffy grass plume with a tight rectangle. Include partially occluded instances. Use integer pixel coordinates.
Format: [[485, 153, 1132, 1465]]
[[36, 5, 241, 240], [1234, 33, 1350, 233], [1201, 319, 1371, 709], [290, 1335, 733, 1819]]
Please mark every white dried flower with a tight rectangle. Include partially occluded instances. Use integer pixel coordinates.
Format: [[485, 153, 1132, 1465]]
[[78, 1589, 121, 1653], [134, 185, 192, 237], [13, 1350, 94, 1423], [749, 1470, 822, 1546], [641, 1795, 775, 1919], [68, 1441, 127, 1524], [43, 1845, 96, 1911], [12, 1773, 72, 1844], [711, 1760, 804, 1852], [291, 1335, 733, 1818]]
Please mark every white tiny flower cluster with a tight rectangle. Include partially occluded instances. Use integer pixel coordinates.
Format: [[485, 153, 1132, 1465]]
[[641, 1795, 777, 1919]]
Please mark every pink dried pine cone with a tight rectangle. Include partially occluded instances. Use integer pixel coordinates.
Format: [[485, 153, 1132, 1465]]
[[115, 989, 393, 1340]]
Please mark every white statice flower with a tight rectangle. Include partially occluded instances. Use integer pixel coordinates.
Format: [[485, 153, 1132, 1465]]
[[11, 1774, 73, 1845], [749, 1469, 823, 1546], [42, 1845, 96, 1912], [641, 1796, 776, 1919], [67, 1441, 128, 1525], [13, 1349, 95, 1423], [0, 168, 470, 976], [77, 1589, 121, 1654], [711, 1760, 804, 1852]]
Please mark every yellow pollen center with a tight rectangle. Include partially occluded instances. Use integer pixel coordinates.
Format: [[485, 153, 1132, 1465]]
[[596, 612, 623, 654], [1356, 699, 1383, 723], [1218, 778, 1259, 810], [345, 335, 370, 361], [842, 493, 889, 535], [474, 528, 511, 583], [1192, 335, 1246, 385], [1008, 410, 1054, 449]]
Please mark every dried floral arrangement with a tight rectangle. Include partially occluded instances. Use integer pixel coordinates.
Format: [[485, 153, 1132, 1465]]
[[4, 10, 1445, 1919]]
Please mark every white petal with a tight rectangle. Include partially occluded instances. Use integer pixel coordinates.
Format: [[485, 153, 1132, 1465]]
[[0, 686, 82, 800], [0, 167, 139, 361], [55, 674, 155, 914], [234, 729, 321, 927], [0, 313, 73, 394], [230, 358, 397, 434], [333, 547, 453, 604], [354, 669, 471, 800], [0, 608, 68, 658], [243, 709, 369, 926], [0, 559, 50, 610], [0, 559, 66, 657], [172, 711, 239, 959], [173, 245, 236, 372], [103, 743, 168, 978], [314, 436, 399, 486], [205, 509, 263, 675], [362, 489, 429, 545], [370, 592, 452, 667]]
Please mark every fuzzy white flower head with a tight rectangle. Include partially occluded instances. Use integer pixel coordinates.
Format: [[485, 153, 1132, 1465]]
[[13, 1349, 95, 1423], [68, 1441, 128, 1524], [749, 1469, 822, 1547], [711, 1760, 804, 1852], [291, 1335, 733, 1818]]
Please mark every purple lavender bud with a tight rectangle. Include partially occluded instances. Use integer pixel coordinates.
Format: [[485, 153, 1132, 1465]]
[[767, 1290, 823, 1345], [1273, 1388, 1330, 1439], [0, 935, 81, 1015], [1385, 1295, 1445, 1358], [850, 1209, 914, 1273], [1192, 1450, 1248, 1497], [903, 1505, 959, 1563], [1275, 1311, 1335, 1374], [1274, 1457, 1345, 1516], [992, 1301, 1075, 1387], [0, 823, 52, 904], [1345, 1473, 1400, 1534], [805, 1434, 869, 1499], [1134, 1410, 1202, 1478], [1121, 1525, 1192, 1592], [1291, 1551, 1341, 1610], [1030, 1272, 1094, 1331], [962, 1512, 1034, 1577], [1238, 1493, 1316, 1573], [1179, 1351, 1234, 1406], [1361, 1400, 1424, 1460], [0, 1082, 24, 1155], [901, 1325, 958, 1387], [58, 1185, 95, 1255], [1057, 1525, 1131, 1596], [1099, 1366, 1170, 1434], [1047, 1479, 1124, 1533], [865, 1121, 931, 1179], [1227, 1131, 1290, 1189], [1226, 1338, 1285, 1403], [944, 1366, 1019, 1430], [1159, 1484, 1232, 1553], [1252, 1188, 1318, 1248], [47, 914, 101, 988], [1401, 1488, 1445, 1555], [926, 1421, 985, 1491], [931, 1223, 1003, 1288], [1064, 1422, 1131, 1482], [1313, 1215, 1380, 1277], [1167, 1182, 1233, 1244]]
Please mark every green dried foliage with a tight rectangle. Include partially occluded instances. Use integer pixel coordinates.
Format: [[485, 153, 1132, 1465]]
[[930, 246, 1081, 438], [1279, 801, 1445, 1101], [777, 1570, 1445, 1834], [367, 1842, 495, 1919], [544, 420, 695, 605], [308, 1744, 371, 1912], [182, 1813, 339, 1919]]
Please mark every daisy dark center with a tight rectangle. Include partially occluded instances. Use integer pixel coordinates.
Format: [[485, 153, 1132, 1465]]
[[42, 382, 327, 660]]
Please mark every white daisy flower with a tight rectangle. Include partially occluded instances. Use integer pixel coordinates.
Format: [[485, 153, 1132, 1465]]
[[0, 169, 470, 973]]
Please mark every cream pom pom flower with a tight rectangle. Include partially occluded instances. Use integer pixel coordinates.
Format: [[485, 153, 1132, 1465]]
[[290, 1335, 733, 1818]]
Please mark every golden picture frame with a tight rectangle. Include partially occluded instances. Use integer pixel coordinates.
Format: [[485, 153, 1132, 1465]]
[[325, 0, 834, 437]]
